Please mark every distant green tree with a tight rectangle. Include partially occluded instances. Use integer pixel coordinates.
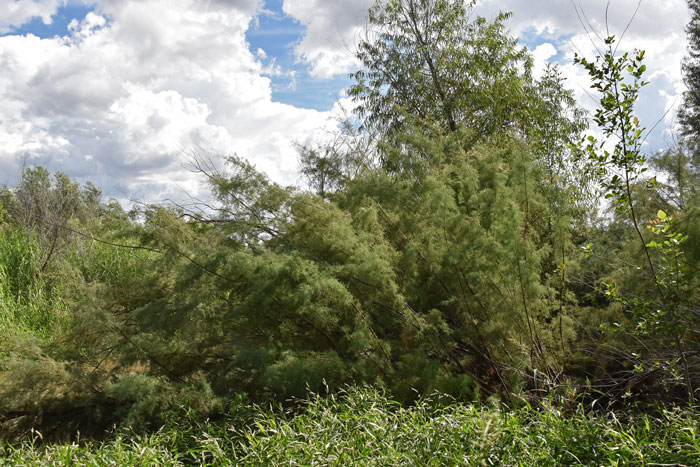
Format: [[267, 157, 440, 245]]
[[1, 167, 101, 272], [680, 0, 700, 141], [297, 118, 373, 198], [650, 142, 700, 212]]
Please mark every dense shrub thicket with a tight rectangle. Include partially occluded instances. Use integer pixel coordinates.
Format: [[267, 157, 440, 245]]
[[0, 0, 699, 456]]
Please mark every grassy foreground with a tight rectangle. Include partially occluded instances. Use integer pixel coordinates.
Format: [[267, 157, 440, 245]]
[[1, 387, 699, 466]]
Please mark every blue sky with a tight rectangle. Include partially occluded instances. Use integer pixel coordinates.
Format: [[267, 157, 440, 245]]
[[5, 3, 94, 38], [0, 0, 690, 204], [246, 0, 353, 110]]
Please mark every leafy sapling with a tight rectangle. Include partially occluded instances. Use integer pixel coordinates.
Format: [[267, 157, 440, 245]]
[[575, 37, 659, 290], [576, 36, 697, 402]]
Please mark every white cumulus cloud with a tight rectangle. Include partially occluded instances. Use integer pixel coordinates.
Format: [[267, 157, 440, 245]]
[[0, 0, 341, 204], [475, 0, 689, 146], [282, 0, 373, 79], [532, 42, 558, 79], [0, 0, 66, 33]]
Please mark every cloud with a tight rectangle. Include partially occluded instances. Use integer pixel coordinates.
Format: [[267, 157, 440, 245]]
[[0, 0, 341, 203], [282, 0, 373, 79], [0, 0, 65, 33], [475, 0, 690, 150], [475, 0, 686, 39], [532, 42, 557, 79]]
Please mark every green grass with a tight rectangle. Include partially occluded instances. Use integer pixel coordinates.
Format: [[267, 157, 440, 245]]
[[0, 229, 63, 346], [2, 387, 699, 466]]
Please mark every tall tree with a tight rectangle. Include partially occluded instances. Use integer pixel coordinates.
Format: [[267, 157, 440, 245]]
[[680, 0, 700, 140], [348, 0, 587, 213], [349, 0, 532, 138]]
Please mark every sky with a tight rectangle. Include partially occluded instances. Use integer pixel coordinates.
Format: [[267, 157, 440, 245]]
[[0, 0, 691, 205]]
